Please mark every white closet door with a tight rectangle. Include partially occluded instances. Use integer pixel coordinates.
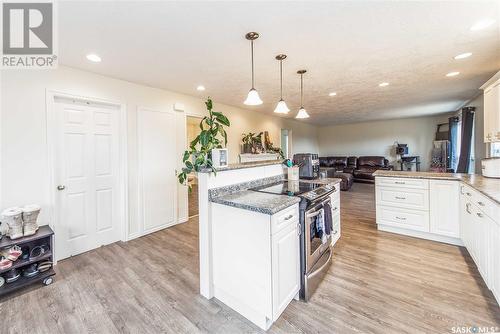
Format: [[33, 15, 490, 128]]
[[55, 101, 121, 260], [138, 108, 177, 234], [176, 111, 189, 223]]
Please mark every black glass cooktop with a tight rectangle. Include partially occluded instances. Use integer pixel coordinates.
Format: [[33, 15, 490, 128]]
[[251, 181, 322, 196]]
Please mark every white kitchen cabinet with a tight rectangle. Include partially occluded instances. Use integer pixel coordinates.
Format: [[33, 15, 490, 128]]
[[481, 73, 500, 143], [489, 219, 500, 303], [429, 180, 460, 238], [330, 184, 341, 246], [211, 203, 300, 330], [375, 176, 461, 245], [271, 222, 300, 321]]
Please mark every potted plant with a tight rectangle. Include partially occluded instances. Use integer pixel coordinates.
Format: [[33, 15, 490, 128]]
[[241, 133, 255, 154], [177, 98, 230, 189]]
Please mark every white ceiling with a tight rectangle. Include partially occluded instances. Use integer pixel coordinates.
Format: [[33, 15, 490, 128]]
[[58, 1, 500, 125]]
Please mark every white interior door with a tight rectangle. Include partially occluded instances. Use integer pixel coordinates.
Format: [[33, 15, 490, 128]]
[[54, 100, 121, 260], [138, 108, 177, 234]]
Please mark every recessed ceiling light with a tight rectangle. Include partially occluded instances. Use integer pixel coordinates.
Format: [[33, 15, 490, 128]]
[[446, 71, 460, 77], [196, 85, 206, 91], [470, 19, 496, 31], [86, 54, 101, 62], [328, 92, 337, 96], [454, 52, 472, 60], [378, 82, 389, 87]]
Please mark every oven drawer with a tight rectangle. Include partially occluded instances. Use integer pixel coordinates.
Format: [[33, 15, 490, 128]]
[[376, 177, 429, 190], [271, 204, 299, 235], [376, 205, 430, 232], [376, 187, 429, 211]]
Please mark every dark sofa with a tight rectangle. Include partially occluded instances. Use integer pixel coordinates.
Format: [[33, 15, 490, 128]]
[[320, 155, 393, 184]]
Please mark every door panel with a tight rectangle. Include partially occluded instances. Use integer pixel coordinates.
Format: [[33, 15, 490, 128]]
[[55, 102, 121, 260], [139, 109, 177, 234]]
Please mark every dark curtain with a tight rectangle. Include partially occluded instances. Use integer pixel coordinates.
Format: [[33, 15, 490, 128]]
[[448, 116, 459, 172], [456, 107, 475, 173]]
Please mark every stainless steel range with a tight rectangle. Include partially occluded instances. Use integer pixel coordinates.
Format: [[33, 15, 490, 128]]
[[251, 180, 336, 301]]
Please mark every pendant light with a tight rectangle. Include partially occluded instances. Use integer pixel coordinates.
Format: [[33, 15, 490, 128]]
[[295, 70, 310, 119], [244, 32, 263, 105], [273, 54, 290, 114]]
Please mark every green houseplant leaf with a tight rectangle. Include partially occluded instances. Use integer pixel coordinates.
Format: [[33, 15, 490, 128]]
[[178, 97, 231, 191]]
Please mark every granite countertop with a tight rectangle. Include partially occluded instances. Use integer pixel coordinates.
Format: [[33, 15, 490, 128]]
[[211, 190, 301, 215], [373, 170, 500, 205], [198, 160, 284, 173], [299, 177, 342, 186]]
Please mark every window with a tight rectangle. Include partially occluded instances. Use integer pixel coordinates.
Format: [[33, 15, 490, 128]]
[[491, 142, 500, 157]]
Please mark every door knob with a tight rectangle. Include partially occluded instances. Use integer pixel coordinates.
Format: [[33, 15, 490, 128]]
[[57, 185, 66, 191]]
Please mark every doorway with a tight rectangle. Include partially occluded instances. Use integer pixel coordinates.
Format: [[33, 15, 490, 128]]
[[186, 115, 203, 217], [51, 96, 124, 260]]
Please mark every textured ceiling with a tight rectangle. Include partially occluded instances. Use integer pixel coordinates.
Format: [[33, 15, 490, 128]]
[[58, 1, 500, 125]]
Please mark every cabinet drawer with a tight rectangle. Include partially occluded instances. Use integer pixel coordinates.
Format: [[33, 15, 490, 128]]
[[271, 205, 299, 235], [461, 184, 499, 221], [376, 205, 430, 232], [376, 177, 429, 189], [376, 187, 429, 210]]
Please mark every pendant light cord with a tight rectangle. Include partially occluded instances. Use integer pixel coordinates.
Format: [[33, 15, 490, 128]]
[[251, 40, 255, 89], [300, 73, 304, 108], [280, 60, 283, 99]]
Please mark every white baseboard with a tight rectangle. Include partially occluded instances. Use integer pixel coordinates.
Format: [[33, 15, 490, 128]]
[[378, 224, 463, 246]]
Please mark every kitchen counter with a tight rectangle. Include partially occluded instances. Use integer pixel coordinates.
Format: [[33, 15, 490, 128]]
[[211, 190, 301, 215], [373, 170, 500, 205], [299, 177, 342, 186], [198, 160, 284, 173]]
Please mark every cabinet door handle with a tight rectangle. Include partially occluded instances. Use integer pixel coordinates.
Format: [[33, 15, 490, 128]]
[[476, 212, 484, 218], [394, 181, 405, 185], [477, 201, 485, 207], [395, 216, 407, 221], [284, 214, 294, 221], [333, 207, 338, 211], [466, 203, 471, 214], [466, 192, 472, 197], [395, 196, 406, 200], [297, 223, 301, 236]]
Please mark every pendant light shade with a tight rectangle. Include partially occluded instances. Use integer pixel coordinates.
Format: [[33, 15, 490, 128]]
[[274, 99, 290, 114], [296, 107, 309, 119], [244, 32, 263, 106], [273, 54, 290, 114], [295, 70, 310, 119], [244, 88, 263, 105]]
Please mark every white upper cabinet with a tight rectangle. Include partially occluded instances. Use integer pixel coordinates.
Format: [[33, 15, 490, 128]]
[[429, 180, 460, 238], [481, 72, 500, 143]]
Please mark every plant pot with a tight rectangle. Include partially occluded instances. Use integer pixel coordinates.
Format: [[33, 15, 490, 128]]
[[243, 143, 253, 154]]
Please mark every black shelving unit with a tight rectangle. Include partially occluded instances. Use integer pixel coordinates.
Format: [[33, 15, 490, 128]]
[[0, 225, 55, 297]]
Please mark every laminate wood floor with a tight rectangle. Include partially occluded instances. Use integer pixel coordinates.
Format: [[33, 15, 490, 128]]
[[1, 183, 498, 333]]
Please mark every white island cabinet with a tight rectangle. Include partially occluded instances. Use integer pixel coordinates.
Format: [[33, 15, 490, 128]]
[[211, 203, 300, 330]]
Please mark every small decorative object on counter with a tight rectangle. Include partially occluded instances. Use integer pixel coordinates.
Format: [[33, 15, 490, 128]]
[[211, 148, 228, 168]]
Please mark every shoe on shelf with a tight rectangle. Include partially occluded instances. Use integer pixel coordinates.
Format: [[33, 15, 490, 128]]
[[22, 204, 41, 237], [1, 207, 23, 240], [37, 260, 52, 273], [2, 245, 22, 261], [0, 256, 12, 271], [4, 268, 20, 283], [22, 264, 39, 278]]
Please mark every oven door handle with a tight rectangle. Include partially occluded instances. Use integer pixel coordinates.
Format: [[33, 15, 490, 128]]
[[306, 210, 322, 219]]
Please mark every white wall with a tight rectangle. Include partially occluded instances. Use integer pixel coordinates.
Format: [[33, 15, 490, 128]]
[[0, 66, 318, 234], [317, 114, 454, 171]]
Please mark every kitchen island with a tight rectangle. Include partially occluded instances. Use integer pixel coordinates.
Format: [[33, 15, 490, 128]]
[[197, 161, 341, 330]]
